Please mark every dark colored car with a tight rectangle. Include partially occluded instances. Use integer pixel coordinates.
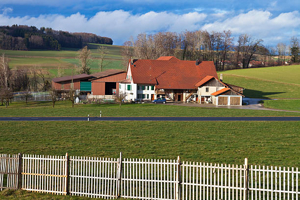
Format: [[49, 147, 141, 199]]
[[152, 98, 166, 104]]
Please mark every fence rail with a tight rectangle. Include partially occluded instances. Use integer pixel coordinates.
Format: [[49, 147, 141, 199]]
[[0, 153, 299, 200]]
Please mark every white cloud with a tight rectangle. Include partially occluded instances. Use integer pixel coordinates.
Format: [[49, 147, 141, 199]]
[[2, 7, 13, 15], [0, 8, 299, 45], [202, 10, 300, 44], [0, 10, 207, 44]]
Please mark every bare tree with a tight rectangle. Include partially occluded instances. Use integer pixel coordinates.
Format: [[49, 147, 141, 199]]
[[122, 40, 134, 69], [115, 92, 127, 107], [290, 36, 299, 63], [78, 46, 91, 74], [0, 88, 13, 108], [221, 30, 233, 70], [22, 90, 32, 104], [49, 88, 58, 108], [97, 45, 108, 72]]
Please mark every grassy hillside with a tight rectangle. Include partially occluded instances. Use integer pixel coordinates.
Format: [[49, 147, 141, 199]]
[[221, 65, 300, 99], [0, 43, 125, 77]]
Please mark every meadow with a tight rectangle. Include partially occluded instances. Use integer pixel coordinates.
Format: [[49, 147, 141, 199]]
[[221, 65, 300, 99], [1, 101, 300, 117], [0, 44, 125, 77]]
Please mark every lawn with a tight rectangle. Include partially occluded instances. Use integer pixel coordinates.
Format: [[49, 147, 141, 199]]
[[264, 99, 300, 111], [1, 101, 300, 117], [1, 121, 300, 167]]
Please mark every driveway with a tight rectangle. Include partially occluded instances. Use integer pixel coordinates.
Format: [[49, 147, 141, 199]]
[[167, 98, 300, 113]]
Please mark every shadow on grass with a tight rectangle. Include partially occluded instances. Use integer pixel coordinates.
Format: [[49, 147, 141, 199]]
[[244, 89, 285, 99]]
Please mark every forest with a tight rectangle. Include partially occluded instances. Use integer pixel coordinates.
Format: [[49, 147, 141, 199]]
[[0, 25, 113, 50], [122, 30, 300, 71]]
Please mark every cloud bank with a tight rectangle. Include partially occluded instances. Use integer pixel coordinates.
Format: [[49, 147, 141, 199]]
[[0, 9, 299, 45]]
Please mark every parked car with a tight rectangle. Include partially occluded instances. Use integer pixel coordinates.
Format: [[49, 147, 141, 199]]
[[152, 98, 166, 104]]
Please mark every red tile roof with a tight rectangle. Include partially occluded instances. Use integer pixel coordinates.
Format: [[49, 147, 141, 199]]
[[195, 76, 215, 87], [91, 69, 125, 79], [130, 57, 218, 89], [211, 88, 231, 96], [52, 74, 93, 83]]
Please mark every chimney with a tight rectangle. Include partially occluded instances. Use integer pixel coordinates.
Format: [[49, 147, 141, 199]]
[[130, 57, 133, 65], [220, 74, 223, 82], [196, 59, 201, 65]]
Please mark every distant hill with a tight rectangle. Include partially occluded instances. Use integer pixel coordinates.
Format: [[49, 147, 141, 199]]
[[0, 25, 113, 50]]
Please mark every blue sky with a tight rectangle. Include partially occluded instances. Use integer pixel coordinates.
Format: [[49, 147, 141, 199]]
[[0, 0, 299, 46]]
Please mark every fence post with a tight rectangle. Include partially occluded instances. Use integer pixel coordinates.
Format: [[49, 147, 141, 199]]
[[116, 152, 122, 198], [65, 153, 70, 195], [176, 156, 181, 200], [18, 153, 22, 189], [244, 158, 249, 200]]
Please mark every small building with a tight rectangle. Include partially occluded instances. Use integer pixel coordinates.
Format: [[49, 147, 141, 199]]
[[52, 69, 126, 100], [88, 69, 126, 99], [52, 74, 93, 98]]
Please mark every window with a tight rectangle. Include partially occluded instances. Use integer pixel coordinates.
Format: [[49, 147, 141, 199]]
[[151, 86, 154, 90], [137, 85, 140, 90], [127, 85, 131, 91], [147, 94, 149, 99], [142, 86, 145, 90], [61, 84, 64, 90], [206, 87, 209, 92], [142, 94, 145, 98], [119, 84, 122, 89]]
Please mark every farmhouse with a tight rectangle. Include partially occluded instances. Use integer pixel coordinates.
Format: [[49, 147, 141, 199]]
[[51, 69, 126, 99], [119, 56, 244, 106]]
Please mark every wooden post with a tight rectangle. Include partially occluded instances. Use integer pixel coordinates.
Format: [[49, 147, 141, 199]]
[[116, 152, 122, 198], [18, 153, 22, 189], [244, 158, 249, 200], [176, 156, 181, 200], [65, 153, 70, 195]]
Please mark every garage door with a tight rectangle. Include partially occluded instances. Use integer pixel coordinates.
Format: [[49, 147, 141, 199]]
[[230, 97, 241, 105], [218, 97, 228, 105]]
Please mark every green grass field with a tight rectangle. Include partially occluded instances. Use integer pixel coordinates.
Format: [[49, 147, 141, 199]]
[[0, 44, 125, 77], [264, 99, 300, 111], [1, 121, 300, 167], [1, 101, 300, 117], [221, 65, 300, 99]]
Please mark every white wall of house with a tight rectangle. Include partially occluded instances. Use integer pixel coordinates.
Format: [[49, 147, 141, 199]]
[[198, 86, 225, 96], [119, 83, 137, 101], [137, 85, 155, 100]]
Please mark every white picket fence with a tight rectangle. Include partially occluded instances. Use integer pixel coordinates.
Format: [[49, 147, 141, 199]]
[[1, 153, 300, 200]]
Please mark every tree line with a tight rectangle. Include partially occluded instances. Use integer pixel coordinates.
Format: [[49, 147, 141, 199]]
[[122, 30, 300, 70], [0, 25, 113, 50]]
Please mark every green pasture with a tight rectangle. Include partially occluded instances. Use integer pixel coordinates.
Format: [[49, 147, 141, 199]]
[[264, 99, 300, 111], [1, 121, 300, 167], [222, 65, 300, 85], [1, 101, 300, 117], [220, 72, 300, 99], [1, 43, 125, 77], [0, 49, 78, 58]]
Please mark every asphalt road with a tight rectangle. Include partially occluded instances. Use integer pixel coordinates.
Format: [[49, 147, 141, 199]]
[[1, 117, 300, 121]]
